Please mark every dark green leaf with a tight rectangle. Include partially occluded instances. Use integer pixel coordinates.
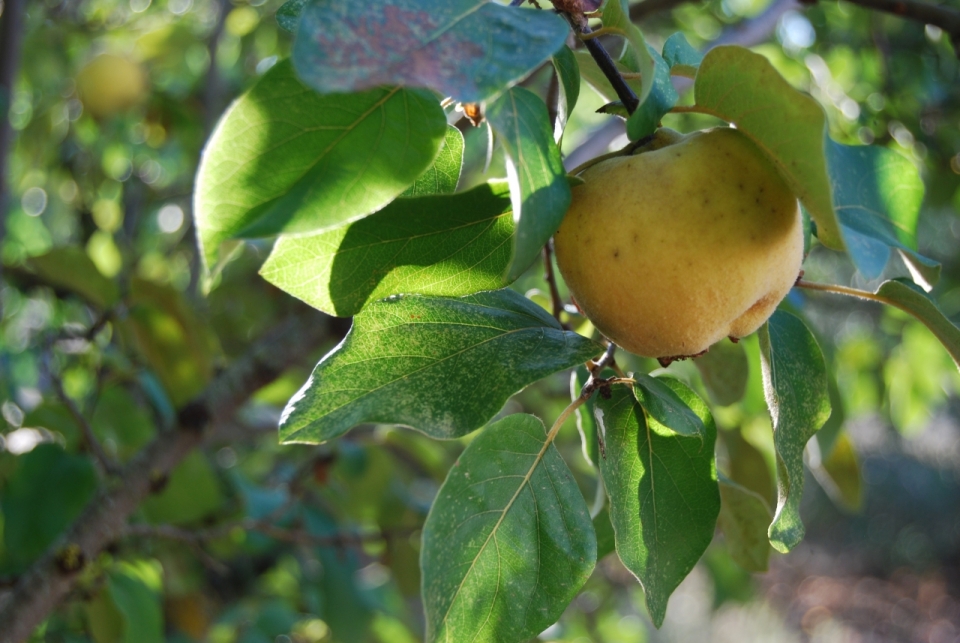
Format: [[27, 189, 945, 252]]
[[107, 560, 164, 643], [194, 59, 446, 270], [717, 475, 772, 572], [1, 445, 97, 571], [873, 279, 960, 371], [694, 339, 749, 406], [26, 246, 119, 308], [552, 45, 580, 142], [91, 386, 156, 461], [693, 46, 843, 249], [421, 414, 595, 643], [292, 0, 569, 104], [573, 366, 600, 466], [632, 373, 704, 437], [261, 181, 514, 317], [487, 88, 571, 281], [662, 32, 702, 76], [400, 125, 464, 198], [597, 380, 719, 627], [601, 0, 656, 104], [279, 289, 603, 443], [626, 47, 678, 141], [758, 310, 830, 553], [276, 0, 305, 31], [593, 506, 617, 561], [826, 139, 936, 285], [141, 452, 223, 525]]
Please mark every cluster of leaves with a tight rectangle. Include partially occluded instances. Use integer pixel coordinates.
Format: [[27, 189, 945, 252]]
[[189, 0, 960, 639]]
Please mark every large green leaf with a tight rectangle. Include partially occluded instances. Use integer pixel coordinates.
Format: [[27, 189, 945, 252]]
[[194, 59, 446, 269], [717, 475, 772, 572], [597, 380, 719, 627], [693, 46, 843, 249], [421, 414, 595, 643], [401, 125, 464, 198], [292, 0, 569, 104], [1, 444, 97, 572], [758, 310, 831, 553], [260, 181, 514, 317], [872, 279, 960, 371], [486, 87, 571, 281], [279, 289, 603, 443], [826, 140, 936, 285]]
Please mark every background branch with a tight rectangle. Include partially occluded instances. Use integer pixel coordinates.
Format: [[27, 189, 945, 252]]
[[0, 311, 342, 643]]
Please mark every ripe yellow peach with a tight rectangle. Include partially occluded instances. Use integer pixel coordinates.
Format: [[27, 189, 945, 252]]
[[554, 128, 803, 359]]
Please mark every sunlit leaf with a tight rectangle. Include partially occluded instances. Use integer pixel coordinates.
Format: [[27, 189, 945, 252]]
[[401, 125, 464, 198], [280, 289, 603, 443], [873, 279, 960, 372], [633, 373, 704, 438], [194, 59, 446, 270], [486, 88, 570, 281], [597, 380, 719, 627], [261, 181, 514, 317], [717, 475, 772, 572], [421, 414, 595, 643], [758, 310, 830, 553], [601, 0, 656, 105], [292, 0, 569, 103], [662, 32, 702, 77]]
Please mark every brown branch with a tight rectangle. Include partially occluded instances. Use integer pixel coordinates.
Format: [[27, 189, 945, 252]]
[[0, 312, 340, 643], [840, 0, 960, 50]]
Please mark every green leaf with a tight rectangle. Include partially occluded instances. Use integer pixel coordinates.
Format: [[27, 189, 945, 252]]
[[826, 139, 937, 285], [91, 386, 156, 461], [1, 444, 97, 571], [810, 432, 863, 512], [141, 452, 223, 525], [194, 59, 446, 270], [694, 339, 749, 406], [872, 279, 960, 371], [279, 289, 603, 443], [107, 560, 164, 643], [693, 46, 843, 249], [486, 87, 571, 281], [662, 32, 702, 77], [25, 246, 119, 308], [573, 366, 600, 466], [626, 47, 678, 141], [573, 52, 641, 104], [292, 0, 569, 104], [552, 45, 580, 143], [758, 310, 831, 553], [276, 0, 305, 31], [421, 414, 595, 643], [717, 475, 772, 572], [593, 506, 617, 561], [400, 125, 464, 198], [261, 181, 514, 317], [597, 380, 719, 627], [632, 373, 704, 438], [721, 428, 775, 508], [601, 0, 656, 104]]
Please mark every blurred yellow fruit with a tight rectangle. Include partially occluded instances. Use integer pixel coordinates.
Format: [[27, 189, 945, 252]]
[[554, 128, 803, 359], [76, 54, 148, 118]]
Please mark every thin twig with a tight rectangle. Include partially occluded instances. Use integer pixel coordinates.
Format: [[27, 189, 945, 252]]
[[543, 241, 567, 327], [564, 14, 640, 114], [795, 278, 888, 303]]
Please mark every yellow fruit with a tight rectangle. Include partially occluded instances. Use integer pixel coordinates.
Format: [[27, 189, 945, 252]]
[[554, 127, 803, 360], [76, 54, 148, 118]]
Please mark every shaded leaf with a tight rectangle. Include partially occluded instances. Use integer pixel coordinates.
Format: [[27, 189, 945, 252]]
[[694, 338, 749, 406], [626, 47, 678, 141], [400, 125, 464, 198], [827, 140, 936, 285], [486, 87, 571, 281], [811, 432, 863, 512], [633, 373, 704, 437], [292, 0, 569, 103], [717, 475, 772, 572], [421, 414, 595, 643], [872, 279, 960, 371], [721, 428, 775, 508], [1, 444, 97, 571], [662, 32, 702, 76], [552, 45, 580, 143], [279, 289, 603, 443], [573, 51, 641, 104], [758, 310, 830, 553], [593, 506, 617, 561], [276, 0, 305, 31], [261, 181, 514, 317], [91, 386, 156, 461], [572, 366, 600, 467], [194, 59, 446, 269], [597, 380, 719, 627], [601, 0, 656, 104], [141, 452, 223, 525], [693, 46, 843, 249], [25, 246, 119, 308], [107, 560, 164, 643]]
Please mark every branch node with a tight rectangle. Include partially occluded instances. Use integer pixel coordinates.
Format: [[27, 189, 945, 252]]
[[53, 545, 85, 575], [177, 400, 211, 434]]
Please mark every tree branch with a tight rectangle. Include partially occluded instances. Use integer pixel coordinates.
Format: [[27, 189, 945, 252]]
[[0, 311, 342, 643], [560, 11, 641, 114]]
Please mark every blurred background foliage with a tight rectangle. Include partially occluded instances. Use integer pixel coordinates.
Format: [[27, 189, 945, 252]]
[[0, 0, 958, 641]]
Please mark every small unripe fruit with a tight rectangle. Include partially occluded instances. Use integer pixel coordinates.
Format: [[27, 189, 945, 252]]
[[554, 127, 803, 359], [76, 54, 148, 119]]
